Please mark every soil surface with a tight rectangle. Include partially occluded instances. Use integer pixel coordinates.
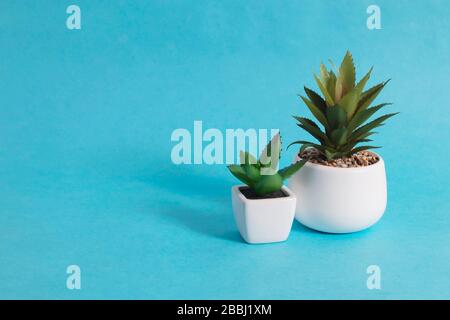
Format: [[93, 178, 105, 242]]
[[300, 148, 380, 168], [239, 186, 288, 200]]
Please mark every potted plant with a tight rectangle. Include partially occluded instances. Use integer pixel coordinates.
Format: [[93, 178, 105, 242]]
[[288, 51, 398, 233], [227, 133, 307, 243]]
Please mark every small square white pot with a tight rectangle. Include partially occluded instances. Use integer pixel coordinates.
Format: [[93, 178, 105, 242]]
[[231, 185, 297, 244]]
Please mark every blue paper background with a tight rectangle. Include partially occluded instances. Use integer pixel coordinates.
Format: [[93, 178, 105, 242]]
[[1, 0, 449, 299]]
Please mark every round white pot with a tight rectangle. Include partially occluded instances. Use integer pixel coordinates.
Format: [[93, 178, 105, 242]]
[[288, 153, 387, 233]]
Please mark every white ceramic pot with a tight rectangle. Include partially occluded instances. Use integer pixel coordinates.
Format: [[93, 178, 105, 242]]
[[288, 153, 387, 233], [231, 185, 296, 244]]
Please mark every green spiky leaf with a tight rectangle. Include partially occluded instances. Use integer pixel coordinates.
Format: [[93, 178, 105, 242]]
[[348, 67, 372, 117], [335, 51, 356, 100], [327, 70, 337, 101], [320, 62, 329, 81], [227, 165, 252, 186], [294, 117, 331, 145], [325, 149, 337, 161], [314, 74, 334, 107], [351, 113, 398, 141], [326, 105, 347, 129], [357, 79, 390, 112], [347, 103, 391, 132], [253, 174, 283, 195], [351, 145, 381, 154], [304, 87, 327, 114], [337, 68, 370, 120], [355, 67, 372, 91], [337, 89, 358, 119], [259, 132, 281, 169], [330, 127, 348, 146], [356, 131, 378, 141], [279, 159, 307, 180], [343, 138, 373, 151], [299, 95, 329, 129], [338, 68, 372, 120], [243, 164, 260, 182]]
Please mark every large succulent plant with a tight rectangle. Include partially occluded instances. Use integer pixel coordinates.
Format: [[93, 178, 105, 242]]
[[227, 133, 306, 195], [289, 51, 398, 160]]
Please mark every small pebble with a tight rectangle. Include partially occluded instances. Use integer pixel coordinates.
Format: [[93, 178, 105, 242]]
[[300, 148, 380, 168]]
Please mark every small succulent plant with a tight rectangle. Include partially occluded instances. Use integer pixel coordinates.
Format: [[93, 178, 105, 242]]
[[289, 51, 398, 160], [227, 133, 306, 195]]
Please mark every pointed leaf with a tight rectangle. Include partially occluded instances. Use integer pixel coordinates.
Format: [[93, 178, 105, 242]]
[[357, 79, 390, 112], [327, 70, 337, 102], [298, 124, 331, 146], [314, 74, 334, 107], [356, 131, 378, 140], [254, 174, 283, 195], [294, 117, 331, 145], [338, 67, 372, 119], [347, 103, 391, 132], [299, 96, 329, 129], [279, 159, 307, 180], [320, 63, 329, 82], [330, 127, 348, 146], [351, 145, 381, 154], [351, 113, 398, 140], [335, 77, 344, 102], [259, 133, 281, 168], [336, 51, 356, 98], [343, 138, 373, 151], [355, 67, 373, 92], [326, 105, 347, 129], [227, 165, 252, 186], [337, 88, 359, 120], [243, 164, 260, 182], [325, 149, 337, 160], [293, 116, 321, 128], [304, 87, 327, 114]]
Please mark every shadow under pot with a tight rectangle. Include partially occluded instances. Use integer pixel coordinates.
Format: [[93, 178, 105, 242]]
[[231, 185, 296, 244], [288, 153, 387, 233]]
